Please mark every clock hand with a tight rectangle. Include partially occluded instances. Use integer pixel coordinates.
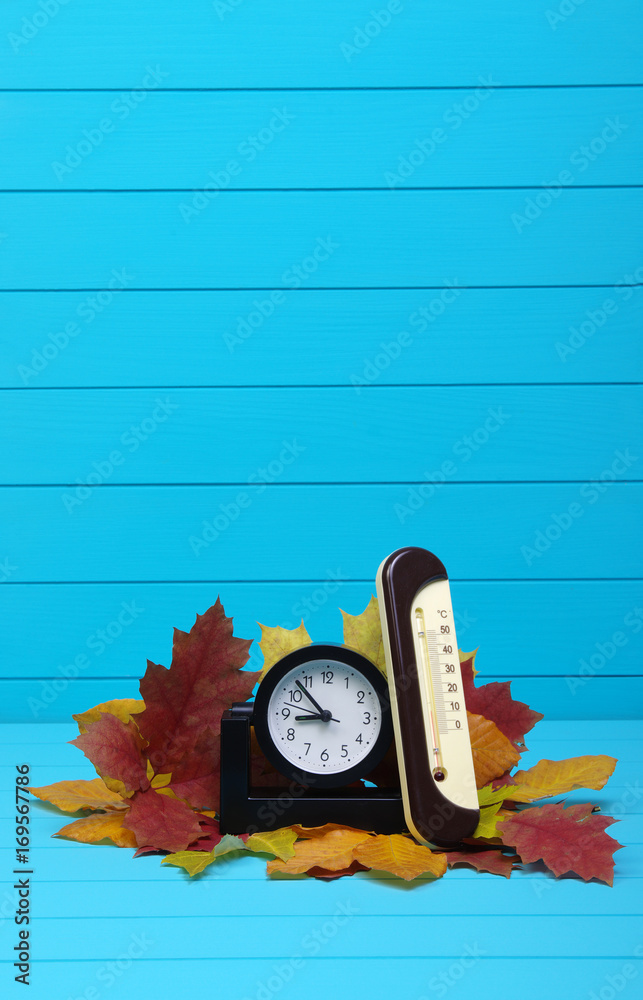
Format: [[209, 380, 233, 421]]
[[284, 702, 319, 714], [294, 712, 340, 723], [295, 679, 326, 716]]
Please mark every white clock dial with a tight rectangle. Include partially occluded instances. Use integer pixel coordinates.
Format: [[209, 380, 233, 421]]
[[267, 658, 382, 775]]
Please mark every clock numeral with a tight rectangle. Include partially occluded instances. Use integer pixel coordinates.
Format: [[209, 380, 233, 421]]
[[341, 745, 348, 758], [356, 691, 365, 704], [363, 712, 371, 725], [321, 670, 333, 684], [304, 742, 311, 756], [345, 677, 350, 689], [288, 689, 303, 702], [320, 749, 329, 761], [302, 675, 312, 688], [355, 734, 363, 744], [287, 728, 295, 741], [282, 707, 290, 719]]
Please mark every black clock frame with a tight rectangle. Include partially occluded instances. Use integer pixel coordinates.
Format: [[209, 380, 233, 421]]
[[252, 643, 393, 789]]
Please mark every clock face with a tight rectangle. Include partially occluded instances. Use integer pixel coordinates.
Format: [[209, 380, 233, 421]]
[[253, 645, 392, 787]]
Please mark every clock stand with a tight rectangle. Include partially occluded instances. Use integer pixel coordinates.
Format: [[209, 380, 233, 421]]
[[219, 702, 405, 835]]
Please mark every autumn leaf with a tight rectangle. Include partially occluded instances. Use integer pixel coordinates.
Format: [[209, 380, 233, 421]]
[[246, 828, 298, 861], [460, 654, 543, 746], [162, 851, 216, 877], [507, 756, 618, 803], [267, 827, 373, 875], [136, 598, 258, 811], [289, 822, 374, 839], [446, 850, 516, 878], [55, 811, 138, 848], [29, 778, 128, 813], [340, 596, 386, 673], [306, 861, 369, 880], [353, 834, 447, 881], [123, 788, 203, 853], [70, 714, 150, 798], [459, 649, 479, 679], [73, 699, 145, 734], [467, 712, 521, 787], [258, 620, 312, 680], [472, 802, 507, 840], [497, 802, 623, 885]]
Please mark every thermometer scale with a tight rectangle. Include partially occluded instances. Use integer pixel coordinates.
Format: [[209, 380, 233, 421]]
[[377, 546, 479, 845]]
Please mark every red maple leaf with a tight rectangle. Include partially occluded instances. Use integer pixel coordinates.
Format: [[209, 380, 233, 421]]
[[70, 714, 150, 795], [497, 802, 623, 885], [460, 653, 543, 746], [123, 789, 203, 853], [136, 598, 259, 810], [446, 850, 516, 878]]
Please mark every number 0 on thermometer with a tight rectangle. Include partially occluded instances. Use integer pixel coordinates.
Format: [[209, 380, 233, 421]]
[[377, 547, 479, 845]]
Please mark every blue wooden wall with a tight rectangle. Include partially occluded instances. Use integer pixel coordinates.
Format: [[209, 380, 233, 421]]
[[0, 1, 641, 728]]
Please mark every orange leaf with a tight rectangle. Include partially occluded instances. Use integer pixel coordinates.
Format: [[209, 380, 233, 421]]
[[508, 756, 618, 803], [55, 811, 137, 848], [267, 828, 372, 875], [289, 823, 373, 839], [467, 712, 521, 788], [353, 834, 447, 881], [29, 778, 128, 813]]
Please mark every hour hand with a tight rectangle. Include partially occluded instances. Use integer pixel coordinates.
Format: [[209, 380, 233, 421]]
[[295, 712, 340, 723]]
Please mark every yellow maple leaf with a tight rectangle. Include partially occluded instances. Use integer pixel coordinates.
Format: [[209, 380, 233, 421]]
[[459, 648, 479, 678], [55, 811, 137, 848], [29, 778, 128, 813], [340, 596, 386, 674], [246, 828, 298, 861], [467, 712, 521, 788], [353, 834, 447, 881], [258, 620, 312, 680], [73, 698, 146, 734], [267, 827, 372, 875], [507, 755, 618, 803], [472, 801, 506, 840], [162, 851, 216, 877]]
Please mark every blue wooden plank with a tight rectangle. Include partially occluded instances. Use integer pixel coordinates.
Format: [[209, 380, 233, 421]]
[[1, 581, 641, 679], [2, 88, 642, 189], [0, 1, 641, 87], [2, 286, 643, 388], [1, 190, 641, 288], [2, 387, 641, 484], [0, 484, 640, 581]]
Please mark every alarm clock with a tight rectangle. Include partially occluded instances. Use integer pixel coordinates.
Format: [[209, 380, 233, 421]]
[[252, 643, 393, 788]]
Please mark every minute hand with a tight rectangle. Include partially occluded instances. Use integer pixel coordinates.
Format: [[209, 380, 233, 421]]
[[295, 679, 326, 715]]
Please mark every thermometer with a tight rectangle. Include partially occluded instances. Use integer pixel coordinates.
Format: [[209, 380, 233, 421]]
[[376, 547, 479, 845]]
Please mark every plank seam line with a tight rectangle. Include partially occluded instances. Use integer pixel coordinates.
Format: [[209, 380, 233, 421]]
[[2, 383, 641, 390], [3, 285, 641, 292], [3, 186, 643, 193], [2, 481, 641, 488], [2, 84, 643, 92], [3, 578, 642, 584]]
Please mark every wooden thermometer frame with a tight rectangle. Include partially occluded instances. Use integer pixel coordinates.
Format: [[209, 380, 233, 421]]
[[377, 546, 480, 845]]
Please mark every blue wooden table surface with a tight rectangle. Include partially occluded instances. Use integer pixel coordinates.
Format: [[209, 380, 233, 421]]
[[0, 1, 641, 996]]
